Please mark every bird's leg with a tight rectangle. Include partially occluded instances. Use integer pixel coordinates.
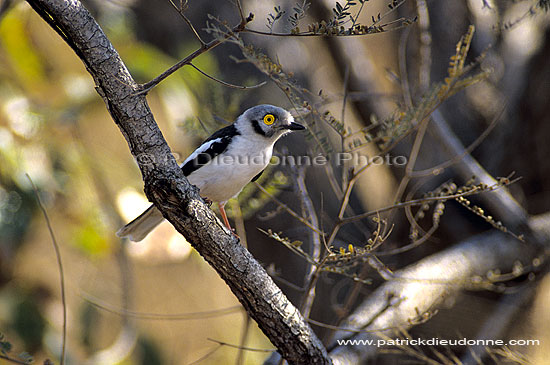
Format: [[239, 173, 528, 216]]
[[218, 202, 231, 229], [218, 202, 239, 238]]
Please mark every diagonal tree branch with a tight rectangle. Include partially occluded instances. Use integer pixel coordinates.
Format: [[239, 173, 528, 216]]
[[24, 0, 330, 363]]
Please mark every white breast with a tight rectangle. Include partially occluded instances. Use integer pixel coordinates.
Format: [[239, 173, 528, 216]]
[[186, 135, 274, 203]]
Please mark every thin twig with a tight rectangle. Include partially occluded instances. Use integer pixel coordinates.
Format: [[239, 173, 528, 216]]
[[386, 110, 431, 225], [27, 174, 66, 365], [321, 159, 372, 239], [269, 270, 306, 292], [187, 344, 223, 365], [398, 25, 413, 108], [167, 0, 206, 46], [299, 260, 325, 318], [340, 180, 512, 225], [340, 66, 350, 127], [234, 0, 245, 23], [236, 313, 251, 365], [403, 178, 433, 239], [371, 0, 408, 27], [340, 66, 350, 191], [293, 167, 324, 318], [350, 0, 366, 29], [242, 15, 413, 37], [377, 216, 439, 256], [189, 63, 266, 89], [196, 117, 211, 135], [83, 293, 241, 320], [323, 162, 344, 201], [207, 338, 275, 352], [254, 182, 324, 235], [258, 228, 319, 266]]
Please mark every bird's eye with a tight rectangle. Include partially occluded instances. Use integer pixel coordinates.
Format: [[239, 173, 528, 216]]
[[263, 114, 275, 125]]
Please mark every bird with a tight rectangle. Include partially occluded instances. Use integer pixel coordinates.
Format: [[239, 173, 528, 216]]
[[116, 104, 305, 242]]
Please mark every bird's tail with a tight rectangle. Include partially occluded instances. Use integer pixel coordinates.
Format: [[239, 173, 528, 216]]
[[116, 205, 165, 242]]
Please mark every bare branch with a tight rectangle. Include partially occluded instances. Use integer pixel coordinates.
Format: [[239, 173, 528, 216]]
[[254, 181, 325, 235]]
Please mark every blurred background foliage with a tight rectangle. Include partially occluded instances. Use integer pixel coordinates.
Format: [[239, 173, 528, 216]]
[[1, 0, 550, 364]]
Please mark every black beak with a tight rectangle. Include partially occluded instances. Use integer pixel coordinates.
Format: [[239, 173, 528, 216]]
[[285, 122, 306, 131]]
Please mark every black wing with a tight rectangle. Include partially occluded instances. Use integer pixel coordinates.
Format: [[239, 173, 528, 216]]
[[181, 124, 240, 176]]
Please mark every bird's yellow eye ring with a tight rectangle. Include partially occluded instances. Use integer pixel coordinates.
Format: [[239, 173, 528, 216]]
[[263, 114, 275, 125]]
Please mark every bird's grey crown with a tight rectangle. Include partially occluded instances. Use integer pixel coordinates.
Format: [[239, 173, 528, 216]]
[[242, 104, 290, 121]]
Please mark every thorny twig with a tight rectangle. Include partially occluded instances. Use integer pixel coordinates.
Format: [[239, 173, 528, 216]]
[[27, 175, 67, 365]]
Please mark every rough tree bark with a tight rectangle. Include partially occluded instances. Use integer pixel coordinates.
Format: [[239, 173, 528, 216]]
[[24, 0, 331, 363]]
